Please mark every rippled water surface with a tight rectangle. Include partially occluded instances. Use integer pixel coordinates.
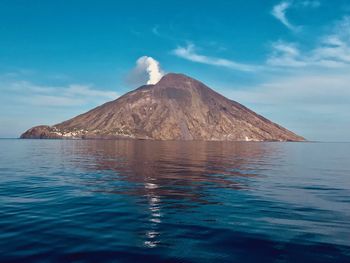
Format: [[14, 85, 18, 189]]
[[0, 139, 349, 262]]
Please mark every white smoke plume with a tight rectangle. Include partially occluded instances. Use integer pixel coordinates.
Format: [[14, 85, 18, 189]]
[[126, 56, 164, 87], [136, 56, 164, 84]]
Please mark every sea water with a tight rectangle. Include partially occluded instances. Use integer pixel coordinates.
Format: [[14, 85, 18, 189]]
[[0, 139, 349, 262]]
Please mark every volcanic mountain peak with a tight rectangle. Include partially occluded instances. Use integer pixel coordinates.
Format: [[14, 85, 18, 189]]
[[157, 73, 214, 93], [21, 73, 305, 141], [158, 72, 189, 83], [158, 73, 204, 87], [141, 73, 206, 91]]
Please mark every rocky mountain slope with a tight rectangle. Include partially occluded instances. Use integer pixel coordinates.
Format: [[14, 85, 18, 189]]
[[21, 73, 305, 141]]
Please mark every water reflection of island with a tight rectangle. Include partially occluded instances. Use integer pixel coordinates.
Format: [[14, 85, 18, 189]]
[[64, 140, 277, 248], [67, 140, 276, 203]]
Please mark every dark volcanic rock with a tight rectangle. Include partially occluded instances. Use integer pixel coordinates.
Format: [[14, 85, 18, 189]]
[[20, 126, 62, 139], [21, 73, 305, 141]]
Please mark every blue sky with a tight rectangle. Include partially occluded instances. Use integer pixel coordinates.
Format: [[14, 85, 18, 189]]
[[0, 0, 349, 141]]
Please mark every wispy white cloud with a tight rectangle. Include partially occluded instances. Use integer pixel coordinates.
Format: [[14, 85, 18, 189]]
[[225, 72, 350, 141], [271, 1, 321, 31], [29, 95, 86, 107], [172, 15, 350, 72], [267, 41, 307, 67], [172, 44, 257, 72], [271, 1, 299, 31], [1, 79, 118, 107], [312, 16, 350, 63], [267, 16, 350, 68], [151, 25, 160, 36], [0, 75, 120, 137], [300, 0, 320, 8], [64, 85, 119, 99], [25, 85, 118, 107], [173, 17, 350, 72], [229, 73, 350, 107]]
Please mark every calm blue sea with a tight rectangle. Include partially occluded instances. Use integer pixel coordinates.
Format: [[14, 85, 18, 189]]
[[0, 139, 349, 262]]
